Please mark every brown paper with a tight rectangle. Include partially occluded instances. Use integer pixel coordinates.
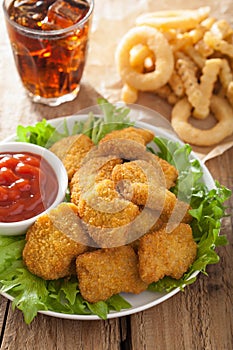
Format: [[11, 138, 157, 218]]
[[84, 0, 233, 162]]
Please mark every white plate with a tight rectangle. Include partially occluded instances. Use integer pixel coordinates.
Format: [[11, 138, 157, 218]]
[[0, 110, 215, 320]]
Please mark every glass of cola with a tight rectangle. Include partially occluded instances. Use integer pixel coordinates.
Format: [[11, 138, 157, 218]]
[[3, 0, 94, 106]]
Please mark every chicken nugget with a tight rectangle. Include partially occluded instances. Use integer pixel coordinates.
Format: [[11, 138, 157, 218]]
[[117, 181, 167, 210], [76, 246, 147, 303], [164, 199, 193, 229], [99, 127, 154, 146], [112, 160, 173, 211], [112, 158, 165, 189], [129, 210, 164, 251], [70, 157, 122, 205], [49, 135, 79, 160], [98, 137, 147, 161], [112, 157, 177, 190], [78, 179, 140, 226], [97, 127, 154, 162], [95, 158, 123, 182], [138, 223, 197, 284], [78, 179, 140, 247], [152, 155, 178, 189], [50, 134, 94, 180], [112, 160, 149, 183], [23, 203, 89, 280], [112, 160, 190, 224]]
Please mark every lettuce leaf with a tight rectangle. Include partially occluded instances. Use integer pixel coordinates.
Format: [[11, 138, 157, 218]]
[[16, 98, 133, 147], [16, 119, 68, 148]]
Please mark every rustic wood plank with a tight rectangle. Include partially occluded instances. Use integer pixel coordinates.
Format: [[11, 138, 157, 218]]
[[0, 298, 9, 344], [1, 305, 122, 350], [204, 150, 233, 350]]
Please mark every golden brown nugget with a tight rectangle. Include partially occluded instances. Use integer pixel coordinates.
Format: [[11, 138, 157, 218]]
[[77, 179, 140, 247], [112, 160, 190, 223], [129, 209, 164, 247], [164, 199, 193, 227], [49, 134, 80, 160], [98, 137, 147, 161], [78, 179, 139, 228], [112, 160, 175, 212], [70, 157, 122, 205], [152, 155, 178, 189], [23, 203, 89, 280], [117, 181, 168, 209], [50, 134, 94, 180], [138, 223, 197, 284], [99, 127, 154, 146], [128, 127, 154, 144], [76, 246, 147, 303], [95, 158, 123, 182], [112, 157, 177, 191], [112, 159, 165, 188]]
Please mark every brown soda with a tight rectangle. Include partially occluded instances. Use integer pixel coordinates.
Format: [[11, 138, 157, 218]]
[[5, 0, 91, 101]]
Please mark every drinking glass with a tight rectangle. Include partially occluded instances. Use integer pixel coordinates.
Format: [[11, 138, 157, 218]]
[[3, 0, 94, 106]]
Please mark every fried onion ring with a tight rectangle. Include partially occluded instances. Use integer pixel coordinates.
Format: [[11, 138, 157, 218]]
[[171, 95, 233, 146], [115, 26, 174, 91], [135, 7, 210, 31]]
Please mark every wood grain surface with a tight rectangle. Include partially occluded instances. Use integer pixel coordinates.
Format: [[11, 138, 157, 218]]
[[0, 1, 232, 349]]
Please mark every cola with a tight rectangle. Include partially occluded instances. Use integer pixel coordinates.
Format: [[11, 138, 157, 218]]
[[3, 0, 93, 105]]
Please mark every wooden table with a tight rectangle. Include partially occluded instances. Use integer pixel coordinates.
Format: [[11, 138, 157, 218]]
[[0, 3, 233, 350]]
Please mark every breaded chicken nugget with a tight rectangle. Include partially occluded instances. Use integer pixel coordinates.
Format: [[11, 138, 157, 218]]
[[49, 135, 79, 160], [112, 160, 190, 223], [95, 158, 123, 183], [164, 199, 193, 229], [78, 179, 139, 227], [131, 127, 155, 144], [152, 155, 178, 189], [129, 211, 164, 251], [138, 223, 197, 284], [23, 203, 89, 280], [112, 157, 177, 190], [70, 157, 122, 205], [112, 159, 166, 186], [50, 134, 94, 180], [98, 137, 147, 161], [76, 246, 147, 303], [112, 160, 170, 211], [112, 160, 153, 183], [97, 127, 154, 162], [99, 127, 154, 146], [78, 179, 140, 247]]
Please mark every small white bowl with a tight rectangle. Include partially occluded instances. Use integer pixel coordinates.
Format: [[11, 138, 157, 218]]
[[0, 142, 68, 236]]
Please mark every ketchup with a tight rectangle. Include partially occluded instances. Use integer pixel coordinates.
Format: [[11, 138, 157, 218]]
[[0, 152, 58, 223]]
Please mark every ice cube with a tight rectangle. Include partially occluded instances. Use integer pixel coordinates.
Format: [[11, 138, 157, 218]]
[[10, 0, 56, 29], [45, 0, 89, 29]]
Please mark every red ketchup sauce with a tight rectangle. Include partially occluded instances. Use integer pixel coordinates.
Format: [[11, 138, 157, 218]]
[[0, 152, 58, 223]]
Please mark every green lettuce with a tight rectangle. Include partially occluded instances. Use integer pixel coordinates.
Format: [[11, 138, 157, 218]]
[[16, 98, 133, 147]]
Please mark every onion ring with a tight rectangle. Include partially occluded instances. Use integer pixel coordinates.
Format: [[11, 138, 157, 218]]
[[115, 26, 174, 91], [135, 7, 210, 31], [171, 95, 233, 146]]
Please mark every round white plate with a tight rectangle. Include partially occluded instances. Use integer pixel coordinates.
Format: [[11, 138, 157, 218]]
[[0, 110, 215, 320]]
